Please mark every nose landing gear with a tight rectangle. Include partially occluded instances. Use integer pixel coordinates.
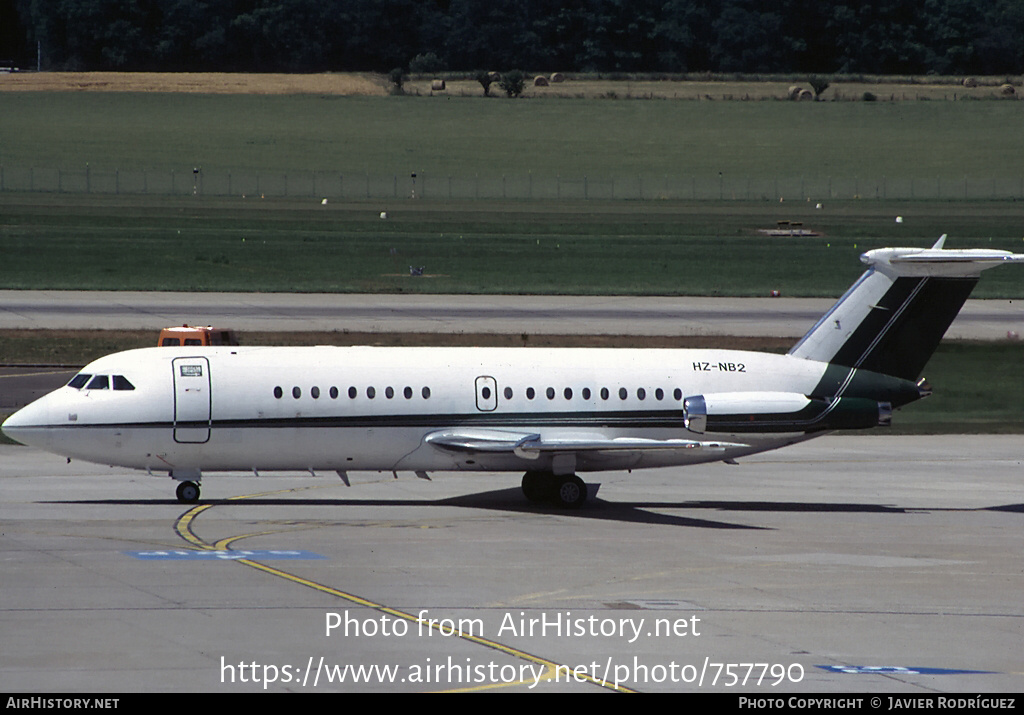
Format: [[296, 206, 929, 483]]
[[175, 480, 201, 503], [171, 469, 203, 503]]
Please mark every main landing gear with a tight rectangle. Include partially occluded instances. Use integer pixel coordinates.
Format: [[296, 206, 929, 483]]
[[175, 480, 201, 504], [521, 471, 587, 509]]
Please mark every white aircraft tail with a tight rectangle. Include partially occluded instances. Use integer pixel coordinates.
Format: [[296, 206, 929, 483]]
[[789, 236, 1024, 380]]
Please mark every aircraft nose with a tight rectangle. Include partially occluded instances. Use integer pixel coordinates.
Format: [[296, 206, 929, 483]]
[[2, 399, 52, 448]]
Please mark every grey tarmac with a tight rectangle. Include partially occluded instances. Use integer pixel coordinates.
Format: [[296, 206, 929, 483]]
[[0, 291, 1021, 339], [1, 436, 1021, 693]]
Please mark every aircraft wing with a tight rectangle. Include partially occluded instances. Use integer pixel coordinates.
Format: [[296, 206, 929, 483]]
[[424, 428, 747, 459]]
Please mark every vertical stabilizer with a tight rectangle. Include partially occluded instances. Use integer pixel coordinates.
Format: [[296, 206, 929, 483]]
[[789, 239, 1024, 380]]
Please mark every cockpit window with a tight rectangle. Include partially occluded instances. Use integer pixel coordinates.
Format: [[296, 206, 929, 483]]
[[68, 374, 92, 389], [86, 375, 109, 390], [112, 375, 135, 391], [69, 374, 133, 391]]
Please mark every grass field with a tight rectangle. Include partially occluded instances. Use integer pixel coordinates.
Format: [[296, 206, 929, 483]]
[[2, 87, 1022, 295], [0, 72, 389, 95], [404, 76, 1023, 102], [2, 84, 1022, 294], [2, 194, 1023, 296], [1, 91, 1023, 182]]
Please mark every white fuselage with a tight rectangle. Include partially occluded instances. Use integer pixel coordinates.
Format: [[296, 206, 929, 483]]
[[4, 345, 833, 476], [6, 241, 1019, 505]]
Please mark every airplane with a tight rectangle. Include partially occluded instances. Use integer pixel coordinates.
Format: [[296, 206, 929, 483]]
[[3, 237, 1022, 507]]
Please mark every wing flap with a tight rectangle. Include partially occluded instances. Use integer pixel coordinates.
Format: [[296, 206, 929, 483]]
[[423, 429, 539, 454], [424, 429, 746, 459]]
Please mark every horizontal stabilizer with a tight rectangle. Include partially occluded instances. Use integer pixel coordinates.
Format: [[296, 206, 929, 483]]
[[863, 239, 1024, 277]]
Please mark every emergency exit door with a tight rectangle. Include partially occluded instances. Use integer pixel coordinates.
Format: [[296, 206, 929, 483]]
[[475, 376, 497, 412]]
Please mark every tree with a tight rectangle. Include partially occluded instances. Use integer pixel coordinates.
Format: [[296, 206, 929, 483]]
[[388, 66, 406, 94], [9, 0, 1024, 75], [475, 69, 495, 96], [808, 75, 830, 99], [498, 69, 525, 97], [445, 0, 539, 70], [409, 51, 444, 74]]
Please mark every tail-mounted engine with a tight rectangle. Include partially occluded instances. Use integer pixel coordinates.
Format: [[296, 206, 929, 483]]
[[683, 392, 891, 434]]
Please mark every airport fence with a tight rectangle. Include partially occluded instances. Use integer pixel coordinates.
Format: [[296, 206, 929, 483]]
[[2, 166, 1023, 201]]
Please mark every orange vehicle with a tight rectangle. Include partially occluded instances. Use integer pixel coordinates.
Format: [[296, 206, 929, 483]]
[[158, 325, 238, 347]]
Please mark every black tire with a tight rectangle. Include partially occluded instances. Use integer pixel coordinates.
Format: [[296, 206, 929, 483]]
[[521, 471, 552, 503], [554, 475, 587, 509], [175, 481, 200, 503]]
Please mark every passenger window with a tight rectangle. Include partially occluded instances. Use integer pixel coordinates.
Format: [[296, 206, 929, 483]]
[[563, 387, 573, 400], [184, 339, 203, 346], [274, 386, 283, 399], [86, 375, 109, 390], [504, 387, 513, 400], [404, 386, 412, 399], [673, 388, 682, 401], [292, 386, 301, 399], [618, 387, 627, 400], [656, 388, 664, 401], [582, 388, 591, 400], [349, 387, 357, 399], [637, 388, 646, 400], [112, 375, 135, 391], [526, 387, 535, 400], [546, 387, 555, 400], [68, 374, 92, 389], [311, 386, 320, 399], [385, 386, 394, 399], [161, 338, 180, 346], [330, 387, 339, 399], [367, 387, 376, 399], [422, 387, 431, 399], [600, 387, 609, 400]]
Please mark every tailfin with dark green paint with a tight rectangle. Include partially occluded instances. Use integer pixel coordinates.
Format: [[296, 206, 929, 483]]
[[789, 237, 1024, 381]]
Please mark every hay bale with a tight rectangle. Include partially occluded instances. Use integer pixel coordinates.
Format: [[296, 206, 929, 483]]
[[798, 88, 814, 101], [533, 75, 549, 87], [550, 72, 565, 83], [431, 79, 446, 91], [788, 85, 802, 100], [1000, 83, 1015, 96], [962, 77, 977, 87]]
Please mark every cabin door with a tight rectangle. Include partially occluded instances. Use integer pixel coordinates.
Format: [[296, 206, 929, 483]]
[[173, 357, 211, 443]]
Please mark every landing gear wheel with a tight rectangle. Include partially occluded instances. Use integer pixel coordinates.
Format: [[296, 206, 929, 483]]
[[521, 471, 552, 503], [175, 480, 201, 503], [555, 474, 587, 509]]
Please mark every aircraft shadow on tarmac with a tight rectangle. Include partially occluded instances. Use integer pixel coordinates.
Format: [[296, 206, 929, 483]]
[[48, 491, 758, 530], [44, 482, 1024, 529]]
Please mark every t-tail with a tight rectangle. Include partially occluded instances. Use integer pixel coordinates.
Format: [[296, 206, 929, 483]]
[[789, 236, 1024, 381]]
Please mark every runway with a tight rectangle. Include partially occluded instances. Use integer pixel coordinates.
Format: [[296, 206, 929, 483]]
[[1, 436, 1021, 693], [1, 290, 1022, 339]]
